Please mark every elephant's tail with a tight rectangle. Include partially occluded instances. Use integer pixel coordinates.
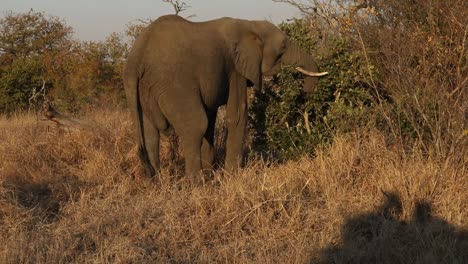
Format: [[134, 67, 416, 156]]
[[124, 72, 155, 177]]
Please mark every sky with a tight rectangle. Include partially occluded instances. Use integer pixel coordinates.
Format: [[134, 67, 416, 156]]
[[1, 0, 301, 41]]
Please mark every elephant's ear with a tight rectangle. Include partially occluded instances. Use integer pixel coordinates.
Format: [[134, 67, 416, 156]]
[[235, 34, 263, 89]]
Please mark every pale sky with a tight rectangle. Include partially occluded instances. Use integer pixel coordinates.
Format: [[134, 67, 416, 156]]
[[0, 0, 300, 41]]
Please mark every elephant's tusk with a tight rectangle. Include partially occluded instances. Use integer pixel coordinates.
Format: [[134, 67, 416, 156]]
[[295, 67, 328, 77]]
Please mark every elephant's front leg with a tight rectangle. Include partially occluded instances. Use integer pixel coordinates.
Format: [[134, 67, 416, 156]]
[[225, 74, 248, 173]]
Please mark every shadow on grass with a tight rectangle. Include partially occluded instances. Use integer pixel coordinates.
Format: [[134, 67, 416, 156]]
[[2, 175, 85, 224], [319, 192, 468, 264]]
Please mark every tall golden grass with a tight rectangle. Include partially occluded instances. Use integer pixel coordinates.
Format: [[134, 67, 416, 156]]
[[0, 110, 466, 263]]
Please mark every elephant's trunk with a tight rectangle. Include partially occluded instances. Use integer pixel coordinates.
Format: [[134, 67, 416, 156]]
[[282, 40, 326, 93]]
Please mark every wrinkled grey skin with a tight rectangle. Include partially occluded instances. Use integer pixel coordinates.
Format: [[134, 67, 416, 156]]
[[123, 15, 322, 181]]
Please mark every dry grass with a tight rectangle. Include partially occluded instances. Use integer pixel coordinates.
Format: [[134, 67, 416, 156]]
[[0, 110, 466, 263]]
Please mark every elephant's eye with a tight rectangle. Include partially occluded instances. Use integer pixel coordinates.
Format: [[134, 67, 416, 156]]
[[280, 42, 286, 51], [274, 52, 283, 63]]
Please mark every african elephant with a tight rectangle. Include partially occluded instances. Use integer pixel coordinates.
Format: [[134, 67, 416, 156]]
[[123, 15, 327, 181]]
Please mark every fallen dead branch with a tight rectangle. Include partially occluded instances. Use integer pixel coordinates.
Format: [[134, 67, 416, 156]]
[[41, 101, 94, 132]]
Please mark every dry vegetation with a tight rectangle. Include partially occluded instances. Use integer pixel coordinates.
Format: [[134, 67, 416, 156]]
[[1, 1, 467, 262], [0, 110, 466, 263]]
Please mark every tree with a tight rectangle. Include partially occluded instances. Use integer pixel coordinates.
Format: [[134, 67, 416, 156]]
[[162, 0, 194, 18], [0, 9, 72, 60], [163, 0, 189, 15], [0, 10, 73, 113]]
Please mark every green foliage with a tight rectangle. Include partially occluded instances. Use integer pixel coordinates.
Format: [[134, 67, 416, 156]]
[[250, 19, 377, 160], [0, 10, 72, 59], [0, 57, 43, 112], [279, 19, 317, 51], [317, 39, 377, 133], [0, 10, 72, 113]]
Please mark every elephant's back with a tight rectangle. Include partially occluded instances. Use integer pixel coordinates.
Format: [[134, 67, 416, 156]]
[[139, 17, 200, 59], [129, 16, 190, 55], [145, 15, 196, 45], [138, 16, 224, 71], [127, 15, 228, 92]]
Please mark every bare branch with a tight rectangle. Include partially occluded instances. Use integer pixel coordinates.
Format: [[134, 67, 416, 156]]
[[29, 78, 47, 112], [134, 18, 152, 25], [162, 0, 191, 16], [273, 0, 317, 16]]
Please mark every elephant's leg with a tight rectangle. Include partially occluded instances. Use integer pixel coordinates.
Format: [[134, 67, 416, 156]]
[[225, 112, 247, 173], [201, 110, 217, 171], [142, 115, 160, 175], [161, 94, 208, 182], [225, 74, 248, 173], [179, 122, 207, 182]]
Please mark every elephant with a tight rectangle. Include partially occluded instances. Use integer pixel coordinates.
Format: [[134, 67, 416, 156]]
[[123, 15, 327, 182]]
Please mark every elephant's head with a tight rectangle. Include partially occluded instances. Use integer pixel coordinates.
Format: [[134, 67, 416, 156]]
[[231, 20, 327, 92]]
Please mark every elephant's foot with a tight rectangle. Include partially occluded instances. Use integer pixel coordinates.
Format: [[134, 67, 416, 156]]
[[224, 156, 242, 175], [188, 173, 205, 186]]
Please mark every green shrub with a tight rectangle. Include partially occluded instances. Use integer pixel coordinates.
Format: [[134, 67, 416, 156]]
[[249, 19, 377, 161], [0, 58, 44, 113]]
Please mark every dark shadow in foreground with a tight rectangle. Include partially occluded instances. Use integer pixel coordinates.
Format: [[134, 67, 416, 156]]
[[318, 192, 468, 264]]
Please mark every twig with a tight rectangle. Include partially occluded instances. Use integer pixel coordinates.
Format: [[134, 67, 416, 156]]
[[162, 0, 193, 17], [29, 78, 47, 112]]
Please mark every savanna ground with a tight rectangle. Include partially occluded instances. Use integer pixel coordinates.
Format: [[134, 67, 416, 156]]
[[1, 0, 467, 263], [0, 109, 466, 263]]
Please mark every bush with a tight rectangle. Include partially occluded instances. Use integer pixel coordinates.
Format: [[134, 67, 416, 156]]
[[250, 19, 376, 160], [358, 0, 467, 157], [251, 0, 467, 160], [49, 36, 128, 113], [0, 11, 128, 114], [0, 57, 44, 113], [0, 10, 72, 114]]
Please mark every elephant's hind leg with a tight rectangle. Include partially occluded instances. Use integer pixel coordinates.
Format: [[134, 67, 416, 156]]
[[201, 110, 217, 171], [142, 115, 160, 176], [179, 117, 208, 182], [160, 94, 208, 183]]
